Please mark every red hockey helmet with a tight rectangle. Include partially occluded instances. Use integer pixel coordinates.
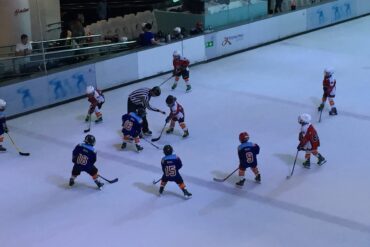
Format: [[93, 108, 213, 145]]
[[239, 132, 249, 143]]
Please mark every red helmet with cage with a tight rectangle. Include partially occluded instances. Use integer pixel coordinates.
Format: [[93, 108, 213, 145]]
[[239, 132, 249, 143]]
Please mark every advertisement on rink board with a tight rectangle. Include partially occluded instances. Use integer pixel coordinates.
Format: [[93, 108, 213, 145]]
[[306, 0, 355, 30], [0, 64, 96, 116]]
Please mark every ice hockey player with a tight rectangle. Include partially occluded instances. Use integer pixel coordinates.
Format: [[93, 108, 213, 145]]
[[165, 95, 189, 138], [127, 86, 164, 136], [159, 145, 192, 199], [235, 131, 261, 187], [0, 99, 8, 152], [318, 68, 337, 115], [297, 113, 326, 168], [85, 86, 105, 123], [69, 134, 104, 189], [121, 108, 146, 152], [172, 50, 191, 92]]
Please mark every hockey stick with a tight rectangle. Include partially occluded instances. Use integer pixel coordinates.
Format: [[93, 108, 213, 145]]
[[152, 178, 161, 184], [98, 175, 118, 184], [151, 122, 167, 142], [286, 150, 299, 179], [84, 114, 92, 133], [6, 133, 30, 156], [213, 167, 239, 182], [142, 137, 160, 149], [158, 75, 174, 87], [318, 107, 323, 123]]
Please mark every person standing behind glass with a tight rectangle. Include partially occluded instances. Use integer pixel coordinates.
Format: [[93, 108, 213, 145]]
[[97, 0, 108, 20], [274, 0, 283, 13], [15, 34, 32, 73], [139, 23, 159, 46]]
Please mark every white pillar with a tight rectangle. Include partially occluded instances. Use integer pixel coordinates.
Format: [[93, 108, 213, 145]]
[[0, 0, 32, 46]]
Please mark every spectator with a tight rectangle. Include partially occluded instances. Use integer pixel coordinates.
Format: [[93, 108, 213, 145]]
[[15, 34, 33, 73], [70, 15, 85, 42], [15, 34, 32, 57], [190, 21, 203, 35], [139, 23, 159, 46], [97, 0, 108, 20], [172, 27, 184, 40], [274, 0, 283, 13]]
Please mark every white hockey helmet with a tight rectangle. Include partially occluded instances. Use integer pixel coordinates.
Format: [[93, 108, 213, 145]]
[[324, 67, 334, 76], [298, 113, 311, 124], [173, 50, 180, 58], [0, 99, 6, 109], [174, 27, 181, 33], [86, 86, 95, 94]]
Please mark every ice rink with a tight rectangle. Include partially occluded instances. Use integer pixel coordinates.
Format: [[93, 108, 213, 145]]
[[1, 15, 370, 247]]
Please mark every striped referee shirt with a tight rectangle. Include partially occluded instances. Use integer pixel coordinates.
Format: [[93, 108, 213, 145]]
[[128, 88, 157, 111]]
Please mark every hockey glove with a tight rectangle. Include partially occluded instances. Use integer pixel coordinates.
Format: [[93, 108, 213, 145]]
[[165, 116, 171, 123], [297, 145, 303, 151], [4, 126, 8, 133]]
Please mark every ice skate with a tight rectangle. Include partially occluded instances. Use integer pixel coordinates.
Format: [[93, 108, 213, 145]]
[[166, 128, 174, 134], [0, 145, 6, 152], [255, 174, 261, 183], [182, 189, 192, 199], [159, 186, 164, 196], [85, 115, 90, 122], [95, 117, 103, 123], [186, 85, 192, 93], [182, 130, 189, 138], [329, 107, 337, 116], [69, 178, 75, 186], [143, 130, 152, 136], [121, 142, 127, 150], [302, 159, 311, 169], [135, 144, 144, 152], [95, 180, 104, 189], [171, 83, 177, 90], [235, 178, 246, 186], [317, 154, 326, 166]]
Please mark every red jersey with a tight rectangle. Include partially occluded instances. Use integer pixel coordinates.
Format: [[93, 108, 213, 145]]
[[88, 89, 104, 107], [323, 75, 336, 94], [173, 56, 190, 71], [299, 124, 320, 150], [169, 101, 184, 120]]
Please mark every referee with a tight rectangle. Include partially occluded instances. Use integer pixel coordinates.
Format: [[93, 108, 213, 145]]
[[127, 86, 164, 136]]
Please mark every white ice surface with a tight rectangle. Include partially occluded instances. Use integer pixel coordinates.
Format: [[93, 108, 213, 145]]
[[1, 16, 370, 247]]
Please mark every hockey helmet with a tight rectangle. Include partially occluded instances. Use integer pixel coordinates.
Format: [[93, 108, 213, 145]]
[[174, 27, 181, 33], [151, 86, 161, 97], [324, 67, 334, 76], [84, 134, 96, 146], [239, 131, 249, 143], [173, 50, 180, 58], [136, 108, 146, 117], [298, 113, 311, 124], [86, 86, 95, 94], [0, 99, 6, 109], [166, 95, 176, 106], [163, 145, 173, 156]]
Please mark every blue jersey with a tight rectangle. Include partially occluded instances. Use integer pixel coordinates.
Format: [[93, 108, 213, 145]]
[[238, 142, 260, 168], [0, 111, 6, 135], [161, 154, 183, 181], [72, 143, 97, 168], [121, 112, 142, 138]]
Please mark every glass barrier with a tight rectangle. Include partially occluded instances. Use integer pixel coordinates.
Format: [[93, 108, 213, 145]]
[[0, 0, 334, 85]]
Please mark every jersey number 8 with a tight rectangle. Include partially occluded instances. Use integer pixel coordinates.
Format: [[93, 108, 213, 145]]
[[76, 154, 89, 165], [246, 152, 254, 164], [123, 120, 133, 131]]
